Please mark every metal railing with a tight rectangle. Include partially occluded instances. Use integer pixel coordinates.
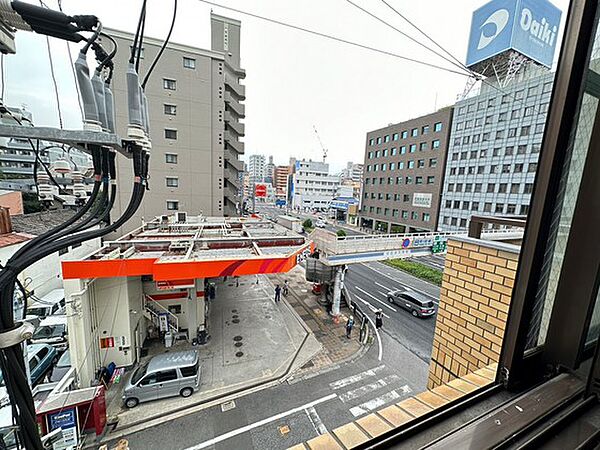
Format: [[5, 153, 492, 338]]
[[143, 295, 179, 334]]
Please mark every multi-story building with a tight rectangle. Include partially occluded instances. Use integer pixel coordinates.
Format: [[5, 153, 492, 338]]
[[247, 154, 266, 185], [265, 155, 275, 184], [341, 161, 364, 184], [273, 165, 291, 200], [438, 70, 554, 231], [106, 13, 245, 233], [290, 160, 339, 211], [360, 108, 453, 233]]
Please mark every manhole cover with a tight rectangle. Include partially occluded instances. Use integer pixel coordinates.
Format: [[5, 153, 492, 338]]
[[232, 309, 238, 313], [278, 425, 290, 435], [235, 342, 243, 347], [232, 319, 240, 324], [221, 400, 236, 412], [233, 336, 243, 341], [232, 315, 239, 319], [235, 351, 244, 357]]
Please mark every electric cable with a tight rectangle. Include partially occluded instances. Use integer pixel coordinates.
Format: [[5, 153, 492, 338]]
[[136, 3, 147, 72], [40, 1, 64, 128], [130, 0, 147, 64], [343, 0, 473, 76], [196, 0, 472, 77], [141, 0, 177, 89]]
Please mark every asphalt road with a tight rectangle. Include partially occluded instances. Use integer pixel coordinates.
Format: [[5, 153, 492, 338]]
[[113, 261, 440, 450]]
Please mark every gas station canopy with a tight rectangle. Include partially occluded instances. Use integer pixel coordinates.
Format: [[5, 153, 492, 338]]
[[62, 215, 313, 281]]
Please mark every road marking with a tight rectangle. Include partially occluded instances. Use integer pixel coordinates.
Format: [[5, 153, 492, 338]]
[[355, 286, 397, 312], [353, 294, 390, 318], [361, 263, 440, 305], [339, 375, 402, 403], [305, 406, 327, 435], [348, 386, 411, 417], [375, 281, 400, 292], [329, 365, 385, 390], [184, 394, 338, 450], [353, 295, 383, 361]]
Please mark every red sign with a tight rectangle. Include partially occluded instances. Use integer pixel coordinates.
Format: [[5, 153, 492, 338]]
[[99, 337, 114, 349], [156, 279, 195, 290], [255, 183, 267, 198]]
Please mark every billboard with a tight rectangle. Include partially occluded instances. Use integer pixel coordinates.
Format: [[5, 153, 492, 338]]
[[466, 0, 562, 68], [412, 193, 433, 208]]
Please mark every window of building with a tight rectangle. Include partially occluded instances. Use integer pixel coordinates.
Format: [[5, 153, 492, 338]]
[[480, 149, 487, 157], [495, 203, 505, 213], [408, 160, 415, 169], [403, 194, 410, 202], [409, 144, 417, 153], [434, 122, 442, 132], [521, 125, 531, 136], [422, 125, 430, 134], [542, 81, 552, 93], [384, 135, 390, 143], [378, 193, 384, 200], [488, 97, 496, 107], [458, 167, 465, 175], [406, 176, 413, 184], [514, 163, 524, 173], [391, 147, 397, 156], [532, 143, 541, 153], [460, 151, 468, 160], [487, 183, 495, 193], [485, 115, 493, 125], [498, 112, 507, 122], [380, 177, 385, 184], [515, 89, 524, 100], [528, 162, 538, 172], [473, 134, 481, 143], [490, 165, 497, 174], [472, 201, 480, 211], [399, 161, 405, 169], [416, 176, 424, 185], [498, 183, 507, 193], [524, 106, 534, 117], [465, 120, 473, 129], [427, 176, 435, 184], [511, 109, 521, 119], [506, 146, 514, 156], [501, 94, 511, 104], [451, 217, 458, 226], [447, 183, 454, 192], [375, 150, 380, 158], [467, 104, 474, 113], [423, 213, 431, 222], [502, 164, 511, 173], [166, 153, 178, 164], [453, 137, 461, 146], [462, 201, 470, 210], [383, 149, 388, 157], [469, 150, 477, 159], [420, 142, 428, 151], [369, 138, 374, 146], [183, 57, 196, 69], [377, 137, 382, 144], [456, 183, 463, 192], [453, 200, 461, 209], [520, 204, 530, 215], [474, 183, 482, 192], [167, 200, 179, 210], [450, 167, 456, 175], [388, 177, 393, 184], [166, 177, 179, 187], [508, 128, 517, 138], [402, 210, 408, 219], [401, 130, 408, 139], [411, 128, 418, 137], [369, 206, 374, 213], [392, 133, 399, 141], [368, 151, 373, 159], [373, 164, 378, 172], [468, 166, 475, 175], [381, 163, 387, 171], [517, 144, 527, 155], [164, 104, 177, 115], [511, 183, 520, 194], [165, 129, 178, 140], [392, 209, 399, 217], [496, 130, 505, 140], [411, 211, 418, 220], [524, 183, 534, 194], [163, 78, 177, 90], [432, 139, 441, 149], [389, 162, 395, 170], [460, 218, 467, 228], [482, 132, 490, 142], [429, 158, 437, 167], [445, 200, 452, 208], [535, 123, 545, 134], [376, 207, 382, 214], [484, 202, 492, 212], [451, 152, 459, 161], [462, 136, 470, 145], [507, 204, 517, 214], [366, 165, 371, 172], [493, 147, 501, 157], [386, 193, 392, 200], [465, 183, 472, 192]]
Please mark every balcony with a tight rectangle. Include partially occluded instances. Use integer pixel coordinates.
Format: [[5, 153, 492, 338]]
[[224, 130, 244, 154], [224, 92, 245, 118], [224, 150, 244, 172], [223, 180, 239, 202], [225, 60, 246, 79], [226, 120, 245, 137], [224, 165, 241, 189], [225, 74, 246, 100]]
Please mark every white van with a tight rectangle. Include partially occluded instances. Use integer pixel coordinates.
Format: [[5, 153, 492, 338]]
[[26, 288, 65, 320], [29, 315, 68, 351]]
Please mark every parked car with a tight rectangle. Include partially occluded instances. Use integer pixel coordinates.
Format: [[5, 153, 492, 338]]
[[387, 290, 436, 318], [29, 315, 68, 351], [27, 344, 58, 385], [123, 350, 202, 408], [315, 220, 326, 228], [47, 350, 71, 383], [26, 288, 65, 321]]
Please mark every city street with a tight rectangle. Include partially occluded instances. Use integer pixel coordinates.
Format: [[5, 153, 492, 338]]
[[113, 261, 440, 450]]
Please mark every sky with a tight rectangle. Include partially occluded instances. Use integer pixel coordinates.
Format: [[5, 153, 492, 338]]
[[3, 0, 570, 174]]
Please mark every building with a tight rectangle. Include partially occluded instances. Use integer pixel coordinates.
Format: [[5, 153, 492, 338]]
[[438, 70, 554, 231], [273, 165, 291, 201], [106, 13, 245, 233], [265, 155, 275, 184], [290, 160, 339, 211], [341, 161, 364, 184], [359, 108, 454, 233], [247, 154, 266, 185]]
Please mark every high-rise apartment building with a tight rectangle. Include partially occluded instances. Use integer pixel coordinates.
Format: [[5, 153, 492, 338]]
[[106, 13, 245, 233], [265, 155, 275, 184], [247, 154, 266, 184], [341, 162, 364, 184], [290, 160, 339, 211], [438, 71, 554, 231], [360, 108, 453, 233], [273, 165, 291, 200]]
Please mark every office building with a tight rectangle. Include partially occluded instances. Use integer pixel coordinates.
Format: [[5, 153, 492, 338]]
[[360, 108, 453, 233], [247, 154, 266, 185], [265, 155, 275, 184], [438, 71, 554, 231], [106, 13, 245, 233], [273, 165, 291, 200], [290, 160, 339, 211], [341, 161, 364, 184]]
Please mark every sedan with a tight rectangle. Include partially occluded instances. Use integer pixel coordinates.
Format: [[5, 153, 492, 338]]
[[387, 290, 436, 318]]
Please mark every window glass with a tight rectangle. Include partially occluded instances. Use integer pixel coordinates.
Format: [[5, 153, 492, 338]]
[[183, 57, 196, 69], [163, 78, 176, 90]]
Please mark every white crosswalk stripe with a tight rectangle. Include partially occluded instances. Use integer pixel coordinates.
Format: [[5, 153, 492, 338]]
[[339, 375, 402, 403], [329, 365, 385, 390], [348, 386, 411, 417]]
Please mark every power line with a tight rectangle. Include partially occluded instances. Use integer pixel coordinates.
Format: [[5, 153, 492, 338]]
[[196, 0, 472, 77], [343, 0, 472, 76]]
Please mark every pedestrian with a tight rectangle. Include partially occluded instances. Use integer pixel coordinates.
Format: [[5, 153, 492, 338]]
[[375, 309, 383, 330], [275, 284, 282, 303], [346, 315, 355, 339], [283, 279, 289, 296]]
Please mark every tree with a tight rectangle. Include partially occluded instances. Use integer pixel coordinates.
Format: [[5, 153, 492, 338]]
[[302, 218, 313, 229], [336, 229, 347, 237]]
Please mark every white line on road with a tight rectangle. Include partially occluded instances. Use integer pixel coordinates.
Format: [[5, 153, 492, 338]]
[[339, 375, 402, 403], [329, 365, 385, 390], [375, 281, 402, 292], [305, 406, 328, 435], [348, 386, 411, 417], [361, 263, 440, 305], [353, 294, 390, 318], [184, 394, 338, 450], [355, 286, 397, 312]]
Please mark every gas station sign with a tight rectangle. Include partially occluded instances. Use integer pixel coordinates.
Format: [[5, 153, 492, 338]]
[[255, 184, 267, 198]]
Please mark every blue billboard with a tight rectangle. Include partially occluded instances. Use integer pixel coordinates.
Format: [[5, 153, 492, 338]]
[[466, 0, 562, 68]]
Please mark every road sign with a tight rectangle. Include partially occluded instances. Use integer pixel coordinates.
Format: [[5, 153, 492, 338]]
[[255, 184, 267, 198]]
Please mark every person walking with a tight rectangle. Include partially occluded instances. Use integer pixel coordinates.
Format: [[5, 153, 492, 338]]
[[375, 310, 383, 330], [283, 280, 289, 296], [275, 284, 282, 303], [346, 315, 355, 339]]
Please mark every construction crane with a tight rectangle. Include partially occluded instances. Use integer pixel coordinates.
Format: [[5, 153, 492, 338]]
[[313, 125, 328, 162]]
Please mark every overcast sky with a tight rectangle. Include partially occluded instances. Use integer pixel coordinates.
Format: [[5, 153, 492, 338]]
[[3, 0, 570, 173]]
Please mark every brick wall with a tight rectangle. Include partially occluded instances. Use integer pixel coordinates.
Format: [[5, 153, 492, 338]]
[[428, 236, 519, 389]]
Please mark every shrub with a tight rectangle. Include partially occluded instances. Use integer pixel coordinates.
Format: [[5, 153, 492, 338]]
[[384, 259, 443, 286], [302, 218, 313, 229], [336, 229, 347, 237]]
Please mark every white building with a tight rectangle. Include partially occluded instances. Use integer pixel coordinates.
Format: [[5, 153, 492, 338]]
[[290, 160, 339, 211], [265, 155, 275, 185], [341, 161, 364, 184], [248, 154, 266, 184]]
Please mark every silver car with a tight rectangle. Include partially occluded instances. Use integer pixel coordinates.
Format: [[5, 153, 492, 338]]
[[123, 350, 201, 408], [387, 290, 436, 318]]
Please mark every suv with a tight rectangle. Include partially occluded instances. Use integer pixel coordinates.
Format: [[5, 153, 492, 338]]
[[387, 290, 436, 318]]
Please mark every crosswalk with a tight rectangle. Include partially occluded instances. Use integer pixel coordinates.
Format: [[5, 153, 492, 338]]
[[328, 365, 412, 418]]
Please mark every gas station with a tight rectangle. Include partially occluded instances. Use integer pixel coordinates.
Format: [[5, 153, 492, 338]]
[[61, 214, 313, 388]]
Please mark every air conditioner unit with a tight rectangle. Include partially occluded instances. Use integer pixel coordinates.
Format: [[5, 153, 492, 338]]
[[176, 212, 187, 223]]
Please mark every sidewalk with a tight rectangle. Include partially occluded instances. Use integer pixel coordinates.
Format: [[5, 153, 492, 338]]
[[271, 266, 365, 381], [95, 275, 320, 445]]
